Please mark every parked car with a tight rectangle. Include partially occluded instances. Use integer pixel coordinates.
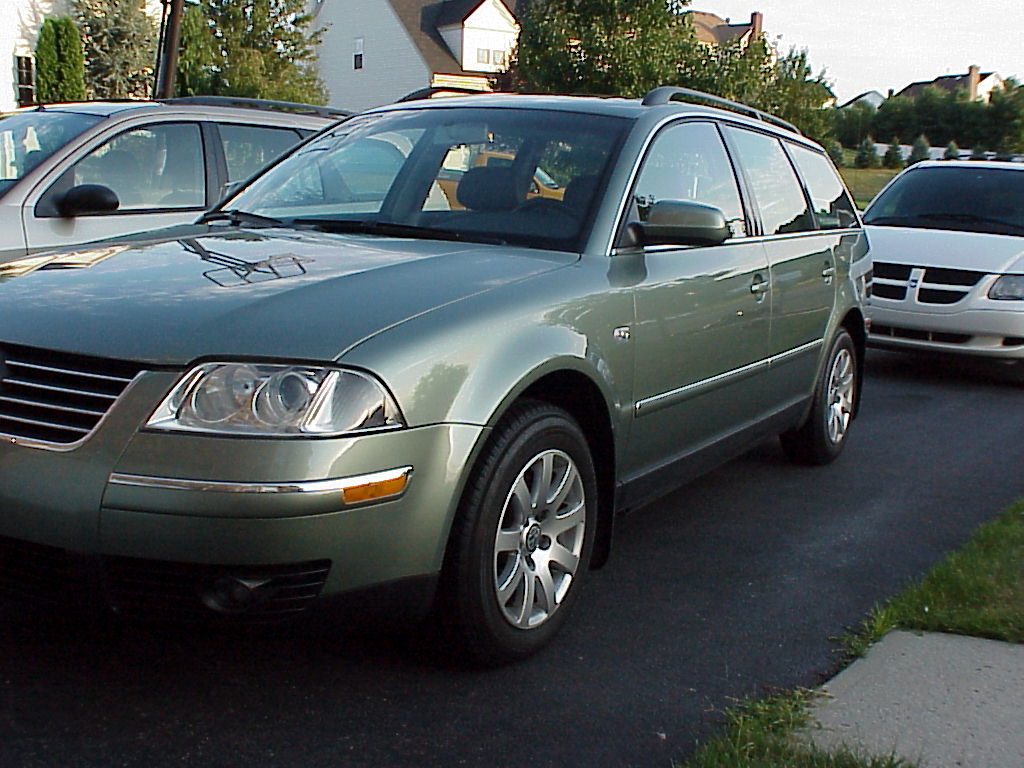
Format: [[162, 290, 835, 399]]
[[0, 96, 350, 263], [0, 88, 868, 663], [863, 161, 1024, 366]]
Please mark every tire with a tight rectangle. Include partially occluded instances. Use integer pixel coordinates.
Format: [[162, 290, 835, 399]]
[[440, 400, 597, 665], [780, 329, 858, 465]]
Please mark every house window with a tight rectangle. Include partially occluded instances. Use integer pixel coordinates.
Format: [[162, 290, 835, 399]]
[[492, 50, 506, 66], [476, 48, 490, 64], [354, 37, 364, 70], [15, 56, 34, 107]]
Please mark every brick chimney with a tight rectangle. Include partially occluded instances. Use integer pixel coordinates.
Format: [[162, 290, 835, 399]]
[[750, 11, 763, 36], [967, 65, 980, 100]]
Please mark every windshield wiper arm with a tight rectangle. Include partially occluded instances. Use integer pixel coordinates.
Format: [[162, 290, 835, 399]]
[[199, 209, 285, 227]]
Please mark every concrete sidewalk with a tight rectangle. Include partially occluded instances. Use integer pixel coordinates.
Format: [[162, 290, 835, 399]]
[[804, 630, 1024, 767]]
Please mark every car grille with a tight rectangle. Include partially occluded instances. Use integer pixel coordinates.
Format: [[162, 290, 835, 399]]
[[0, 534, 332, 621], [106, 556, 332, 620], [870, 323, 972, 344], [0, 343, 142, 445], [871, 262, 986, 305]]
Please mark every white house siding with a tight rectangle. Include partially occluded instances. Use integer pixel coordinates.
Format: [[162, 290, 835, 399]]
[[313, 0, 432, 112], [4, 0, 70, 111], [459, 0, 517, 73]]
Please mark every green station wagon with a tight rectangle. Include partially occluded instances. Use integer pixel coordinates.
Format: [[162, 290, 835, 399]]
[[0, 89, 868, 663]]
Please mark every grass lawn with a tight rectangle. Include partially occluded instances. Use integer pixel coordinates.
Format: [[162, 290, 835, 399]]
[[838, 167, 901, 209], [680, 500, 1024, 768]]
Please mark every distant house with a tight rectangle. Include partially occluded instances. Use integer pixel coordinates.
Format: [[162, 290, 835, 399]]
[[688, 10, 764, 46], [839, 91, 885, 111], [896, 65, 1003, 103], [313, 0, 519, 112]]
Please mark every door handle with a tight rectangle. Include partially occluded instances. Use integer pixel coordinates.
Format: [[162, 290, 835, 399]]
[[750, 277, 770, 294], [822, 264, 836, 282]]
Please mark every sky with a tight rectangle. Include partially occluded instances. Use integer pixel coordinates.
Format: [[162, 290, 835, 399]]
[[694, 1, 1023, 104]]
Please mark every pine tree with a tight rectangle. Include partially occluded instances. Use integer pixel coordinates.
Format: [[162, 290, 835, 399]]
[[970, 145, 987, 160], [906, 134, 931, 166], [882, 137, 903, 168], [72, 0, 157, 99], [944, 140, 960, 160], [35, 17, 87, 103], [176, 0, 327, 104], [854, 135, 879, 168]]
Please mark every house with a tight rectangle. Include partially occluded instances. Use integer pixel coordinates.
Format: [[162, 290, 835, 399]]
[[896, 65, 1003, 103], [313, 0, 519, 112], [687, 10, 763, 47], [839, 90, 885, 111], [3, 0, 161, 113]]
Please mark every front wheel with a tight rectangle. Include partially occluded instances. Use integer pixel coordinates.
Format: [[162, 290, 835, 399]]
[[440, 401, 597, 665], [780, 329, 858, 465]]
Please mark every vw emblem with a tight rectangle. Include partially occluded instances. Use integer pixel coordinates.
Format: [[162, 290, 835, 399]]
[[908, 278, 919, 288]]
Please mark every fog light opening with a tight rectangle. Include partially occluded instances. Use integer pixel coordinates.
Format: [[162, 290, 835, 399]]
[[201, 575, 276, 614]]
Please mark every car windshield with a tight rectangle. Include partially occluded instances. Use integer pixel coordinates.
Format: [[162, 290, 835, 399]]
[[0, 110, 102, 199], [864, 165, 1024, 237], [226, 107, 630, 252]]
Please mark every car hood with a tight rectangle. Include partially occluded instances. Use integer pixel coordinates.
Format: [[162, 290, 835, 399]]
[[865, 225, 1024, 274], [0, 227, 576, 364]]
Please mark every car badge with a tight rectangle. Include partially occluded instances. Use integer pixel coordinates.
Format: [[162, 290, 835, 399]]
[[908, 278, 919, 288]]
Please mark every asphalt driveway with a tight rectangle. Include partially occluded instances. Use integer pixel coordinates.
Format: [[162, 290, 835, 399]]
[[2, 350, 1023, 768]]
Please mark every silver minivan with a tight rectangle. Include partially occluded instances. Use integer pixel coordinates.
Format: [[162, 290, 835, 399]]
[[0, 97, 348, 263]]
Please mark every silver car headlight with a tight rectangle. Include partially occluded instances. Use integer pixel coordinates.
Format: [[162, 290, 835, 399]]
[[146, 363, 404, 436], [989, 275, 1024, 301]]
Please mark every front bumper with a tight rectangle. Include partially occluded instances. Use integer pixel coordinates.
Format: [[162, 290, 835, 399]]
[[0, 370, 484, 617], [867, 302, 1024, 358]]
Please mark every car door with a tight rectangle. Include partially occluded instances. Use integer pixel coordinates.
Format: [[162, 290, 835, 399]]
[[621, 120, 771, 484], [23, 121, 208, 254], [722, 127, 838, 404], [213, 122, 307, 201]]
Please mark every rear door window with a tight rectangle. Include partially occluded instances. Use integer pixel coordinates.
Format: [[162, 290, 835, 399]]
[[218, 123, 304, 184], [724, 127, 814, 236]]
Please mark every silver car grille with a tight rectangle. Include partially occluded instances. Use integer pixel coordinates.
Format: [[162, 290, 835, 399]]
[[872, 261, 986, 304], [0, 343, 141, 445]]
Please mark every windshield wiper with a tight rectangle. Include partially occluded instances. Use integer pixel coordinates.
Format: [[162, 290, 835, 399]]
[[915, 212, 1024, 231], [291, 218, 504, 244], [199, 209, 285, 228]]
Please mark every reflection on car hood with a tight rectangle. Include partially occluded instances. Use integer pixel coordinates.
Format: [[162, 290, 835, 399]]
[[0, 227, 576, 364], [865, 225, 1024, 274]]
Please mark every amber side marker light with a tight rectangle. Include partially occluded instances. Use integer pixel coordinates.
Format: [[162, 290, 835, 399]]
[[342, 467, 413, 505]]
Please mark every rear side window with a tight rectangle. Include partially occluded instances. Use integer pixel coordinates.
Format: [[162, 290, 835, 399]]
[[787, 143, 858, 229], [724, 127, 814, 236], [629, 121, 747, 237], [219, 123, 304, 183]]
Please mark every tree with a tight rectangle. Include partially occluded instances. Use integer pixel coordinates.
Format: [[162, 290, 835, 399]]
[[176, 0, 327, 104], [73, 0, 157, 99], [511, 0, 699, 98], [906, 134, 931, 166], [826, 138, 844, 168], [833, 101, 876, 147], [854, 135, 879, 168], [35, 17, 86, 103], [944, 140, 960, 160], [882, 137, 903, 168]]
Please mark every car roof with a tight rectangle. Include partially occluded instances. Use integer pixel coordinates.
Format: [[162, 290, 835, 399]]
[[8, 99, 347, 123], [367, 91, 811, 144], [909, 160, 1024, 172]]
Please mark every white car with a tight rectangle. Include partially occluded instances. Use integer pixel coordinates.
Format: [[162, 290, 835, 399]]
[[0, 97, 349, 263], [863, 161, 1024, 363]]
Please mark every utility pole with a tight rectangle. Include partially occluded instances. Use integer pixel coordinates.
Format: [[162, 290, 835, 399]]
[[154, 0, 185, 99]]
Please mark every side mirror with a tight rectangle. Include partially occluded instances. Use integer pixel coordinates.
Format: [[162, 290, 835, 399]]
[[57, 184, 119, 217], [629, 200, 730, 247]]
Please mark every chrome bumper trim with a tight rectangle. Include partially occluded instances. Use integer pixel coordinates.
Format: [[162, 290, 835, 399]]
[[108, 466, 413, 495]]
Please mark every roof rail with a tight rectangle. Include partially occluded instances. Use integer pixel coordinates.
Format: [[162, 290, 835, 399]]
[[396, 86, 494, 102], [641, 86, 800, 135], [160, 96, 352, 119]]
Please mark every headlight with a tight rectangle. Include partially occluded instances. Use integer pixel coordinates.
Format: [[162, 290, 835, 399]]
[[146, 363, 404, 436], [989, 275, 1024, 301]]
